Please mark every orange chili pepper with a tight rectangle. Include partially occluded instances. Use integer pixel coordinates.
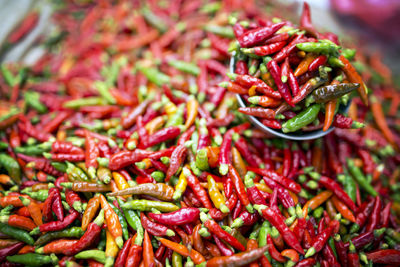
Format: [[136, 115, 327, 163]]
[[331, 195, 356, 223], [56, 129, 67, 141], [255, 183, 273, 194], [311, 139, 323, 173], [3, 214, 36, 231], [370, 95, 398, 151], [18, 245, 35, 254], [82, 195, 100, 231], [99, 194, 123, 248], [159, 238, 205, 264], [112, 171, 130, 198], [303, 190, 332, 217], [231, 147, 247, 178], [248, 85, 257, 96], [326, 199, 337, 219], [246, 239, 260, 267], [323, 99, 337, 131], [143, 230, 155, 267], [145, 116, 165, 135], [339, 55, 368, 105], [0, 195, 29, 207], [281, 249, 299, 263], [38, 239, 79, 254], [294, 53, 316, 77], [206, 146, 220, 168], [0, 174, 14, 186], [185, 96, 199, 128], [20, 197, 42, 226]]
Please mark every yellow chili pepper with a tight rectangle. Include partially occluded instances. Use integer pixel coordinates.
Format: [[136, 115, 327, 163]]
[[255, 183, 273, 194], [173, 171, 187, 201], [207, 175, 229, 213], [145, 116, 165, 135], [112, 172, 130, 198], [105, 229, 119, 267], [231, 147, 247, 178]]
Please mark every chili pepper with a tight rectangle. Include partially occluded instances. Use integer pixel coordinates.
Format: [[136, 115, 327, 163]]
[[331, 196, 355, 222], [140, 212, 174, 237], [160, 237, 205, 264], [18, 197, 42, 227], [139, 126, 181, 149], [37, 239, 79, 254], [238, 22, 285, 48], [266, 234, 286, 263], [64, 209, 104, 256], [347, 241, 359, 267], [0, 154, 21, 184], [0, 214, 36, 231], [365, 196, 381, 232], [205, 245, 269, 267], [114, 236, 131, 267], [243, 41, 287, 56], [294, 53, 317, 77], [34, 226, 84, 246], [65, 189, 83, 213], [228, 164, 253, 213], [282, 104, 320, 133], [7, 253, 58, 267], [309, 55, 328, 72], [62, 182, 111, 192], [121, 199, 179, 212], [182, 167, 213, 209], [108, 183, 174, 201], [0, 242, 25, 262], [213, 234, 234, 256], [366, 249, 400, 265], [99, 194, 123, 249], [254, 205, 303, 254], [206, 175, 228, 213], [110, 202, 129, 241], [292, 70, 327, 104], [305, 220, 339, 257], [339, 55, 368, 105], [31, 210, 79, 235], [166, 145, 187, 182], [238, 106, 276, 119], [302, 191, 333, 217], [0, 222, 34, 245], [227, 73, 281, 99], [247, 167, 301, 193], [345, 228, 385, 250], [82, 195, 100, 231], [347, 159, 377, 196]]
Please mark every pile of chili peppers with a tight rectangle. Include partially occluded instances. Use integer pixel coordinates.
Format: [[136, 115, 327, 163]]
[[228, 3, 367, 133], [0, 0, 399, 266]]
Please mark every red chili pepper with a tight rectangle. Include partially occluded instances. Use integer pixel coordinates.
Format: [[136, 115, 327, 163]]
[[148, 207, 200, 225], [0, 242, 25, 262], [8, 12, 39, 43], [347, 242, 359, 267], [213, 235, 234, 256], [139, 126, 181, 149], [42, 189, 56, 222], [248, 167, 301, 193], [50, 188, 64, 221], [121, 100, 149, 129], [18, 117, 50, 142], [238, 22, 285, 48], [261, 119, 282, 129], [114, 237, 131, 267], [166, 145, 187, 182], [228, 73, 281, 99], [295, 258, 317, 267], [108, 150, 153, 170], [36, 210, 79, 233], [140, 212, 173, 237], [183, 167, 213, 209], [365, 196, 381, 232], [305, 220, 339, 257], [357, 148, 375, 174], [265, 32, 290, 44], [263, 177, 295, 211], [334, 235, 348, 267], [250, 41, 287, 56], [267, 234, 286, 262], [256, 206, 304, 254], [233, 23, 246, 38], [52, 141, 84, 154], [65, 189, 82, 213], [267, 59, 294, 106], [48, 153, 85, 162], [366, 249, 400, 265], [84, 130, 99, 176], [125, 241, 142, 267], [43, 111, 72, 133], [308, 55, 327, 72], [273, 34, 306, 62], [235, 60, 249, 75], [177, 126, 195, 146], [228, 164, 253, 213], [238, 107, 276, 119]]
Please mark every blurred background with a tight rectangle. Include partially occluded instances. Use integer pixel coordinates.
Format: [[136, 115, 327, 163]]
[[0, 0, 399, 83]]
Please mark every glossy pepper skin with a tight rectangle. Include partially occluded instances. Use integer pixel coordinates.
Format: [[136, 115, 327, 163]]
[[238, 22, 285, 48], [311, 83, 359, 103], [148, 207, 200, 225], [282, 104, 321, 133]]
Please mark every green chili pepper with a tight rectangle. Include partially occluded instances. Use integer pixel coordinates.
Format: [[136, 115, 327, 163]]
[[258, 221, 271, 258], [328, 56, 345, 68], [26, 190, 48, 202], [296, 41, 340, 55], [0, 64, 17, 86], [0, 222, 34, 245], [117, 198, 144, 244], [121, 199, 179, 212], [66, 162, 89, 182], [0, 141, 8, 150], [93, 81, 116, 104], [109, 202, 129, 241], [97, 229, 106, 250], [165, 104, 184, 127], [347, 159, 377, 196], [142, 7, 167, 33], [75, 249, 106, 264], [342, 173, 357, 203], [151, 171, 165, 182], [0, 153, 21, 184], [34, 227, 85, 246], [51, 162, 67, 173], [204, 25, 235, 38], [63, 97, 107, 109], [281, 104, 321, 133], [172, 251, 183, 267], [309, 83, 359, 103], [136, 64, 170, 87], [195, 148, 209, 171], [313, 206, 324, 218], [24, 91, 47, 113], [168, 60, 200, 76], [341, 48, 356, 60], [7, 253, 58, 267]]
